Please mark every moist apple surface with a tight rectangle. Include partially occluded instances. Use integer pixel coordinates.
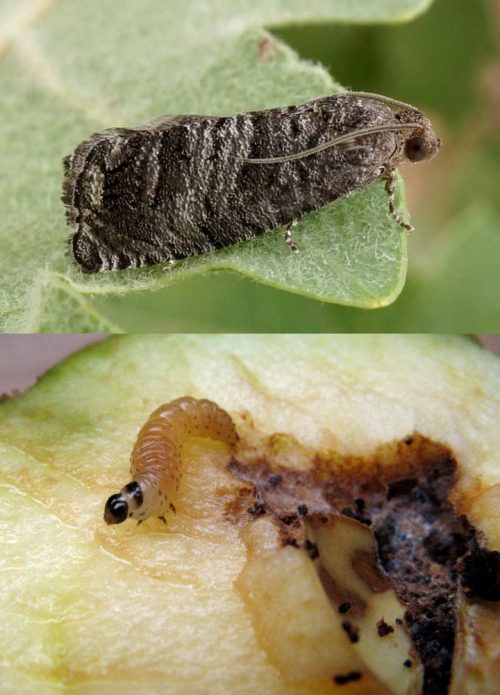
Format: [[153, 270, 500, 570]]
[[229, 434, 500, 695], [0, 335, 498, 695]]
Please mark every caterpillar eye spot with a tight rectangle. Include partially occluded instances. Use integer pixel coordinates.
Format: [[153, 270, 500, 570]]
[[125, 481, 144, 507], [104, 494, 128, 525]]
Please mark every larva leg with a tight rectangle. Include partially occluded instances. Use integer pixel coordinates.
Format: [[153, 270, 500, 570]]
[[283, 220, 299, 254], [384, 165, 414, 232]]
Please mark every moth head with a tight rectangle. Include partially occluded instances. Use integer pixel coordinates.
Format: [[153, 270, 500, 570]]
[[397, 108, 441, 163], [104, 481, 145, 525]]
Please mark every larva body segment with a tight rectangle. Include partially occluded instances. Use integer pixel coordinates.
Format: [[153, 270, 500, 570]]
[[104, 397, 238, 525]]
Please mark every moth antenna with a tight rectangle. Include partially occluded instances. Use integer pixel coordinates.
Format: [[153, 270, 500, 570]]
[[240, 122, 422, 164], [347, 91, 422, 113]]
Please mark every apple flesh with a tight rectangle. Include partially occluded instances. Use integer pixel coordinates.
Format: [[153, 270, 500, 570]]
[[0, 335, 498, 694], [235, 518, 366, 685], [309, 515, 423, 695]]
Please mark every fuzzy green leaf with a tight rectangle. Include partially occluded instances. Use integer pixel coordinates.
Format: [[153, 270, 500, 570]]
[[0, 0, 432, 331]]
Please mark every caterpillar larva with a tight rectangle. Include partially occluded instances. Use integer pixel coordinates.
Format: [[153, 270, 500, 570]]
[[104, 396, 239, 525]]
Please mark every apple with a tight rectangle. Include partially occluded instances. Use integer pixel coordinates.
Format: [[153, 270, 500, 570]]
[[0, 335, 498, 694]]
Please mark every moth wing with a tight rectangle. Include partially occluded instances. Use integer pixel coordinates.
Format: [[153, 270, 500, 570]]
[[136, 114, 189, 131], [138, 114, 217, 132]]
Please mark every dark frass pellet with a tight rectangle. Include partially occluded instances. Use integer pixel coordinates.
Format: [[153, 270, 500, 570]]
[[303, 539, 319, 560], [376, 619, 395, 637], [333, 671, 362, 685], [341, 621, 359, 644], [62, 91, 441, 272], [248, 503, 266, 517]]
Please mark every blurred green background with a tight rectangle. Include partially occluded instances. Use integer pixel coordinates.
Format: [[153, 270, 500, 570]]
[[95, 0, 500, 331]]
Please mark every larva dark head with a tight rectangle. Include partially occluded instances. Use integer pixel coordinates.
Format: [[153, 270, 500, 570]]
[[397, 108, 441, 164], [104, 494, 128, 524]]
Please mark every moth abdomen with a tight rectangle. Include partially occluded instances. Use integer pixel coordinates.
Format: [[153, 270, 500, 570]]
[[104, 397, 239, 525]]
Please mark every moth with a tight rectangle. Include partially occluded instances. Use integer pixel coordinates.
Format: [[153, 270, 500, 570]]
[[104, 396, 238, 525], [62, 92, 441, 273]]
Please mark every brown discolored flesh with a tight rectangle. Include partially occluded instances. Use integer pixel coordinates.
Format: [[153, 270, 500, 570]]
[[227, 433, 500, 695]]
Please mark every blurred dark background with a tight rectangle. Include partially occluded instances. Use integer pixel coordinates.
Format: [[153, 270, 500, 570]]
[[0, 335, 105, 395], [94, 0, 499, 332]]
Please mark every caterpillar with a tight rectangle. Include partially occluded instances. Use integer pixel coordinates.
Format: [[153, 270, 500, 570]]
[[104, 396, 239, 525]]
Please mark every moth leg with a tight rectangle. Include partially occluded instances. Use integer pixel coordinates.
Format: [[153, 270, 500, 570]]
[[162, 259, 177, 272], [383, 165, 414, 232], [158, 515, 168, 525], [170, 503, 176, 514], [283, 220, 299, 254]]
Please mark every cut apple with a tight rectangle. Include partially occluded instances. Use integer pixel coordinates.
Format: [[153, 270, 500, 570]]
[[235, 518, 366, 684], [309, 515, 423, 695], [0, 335, 498, 694], [449, 589, 500, 695], [235, 515, 422, 694]]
